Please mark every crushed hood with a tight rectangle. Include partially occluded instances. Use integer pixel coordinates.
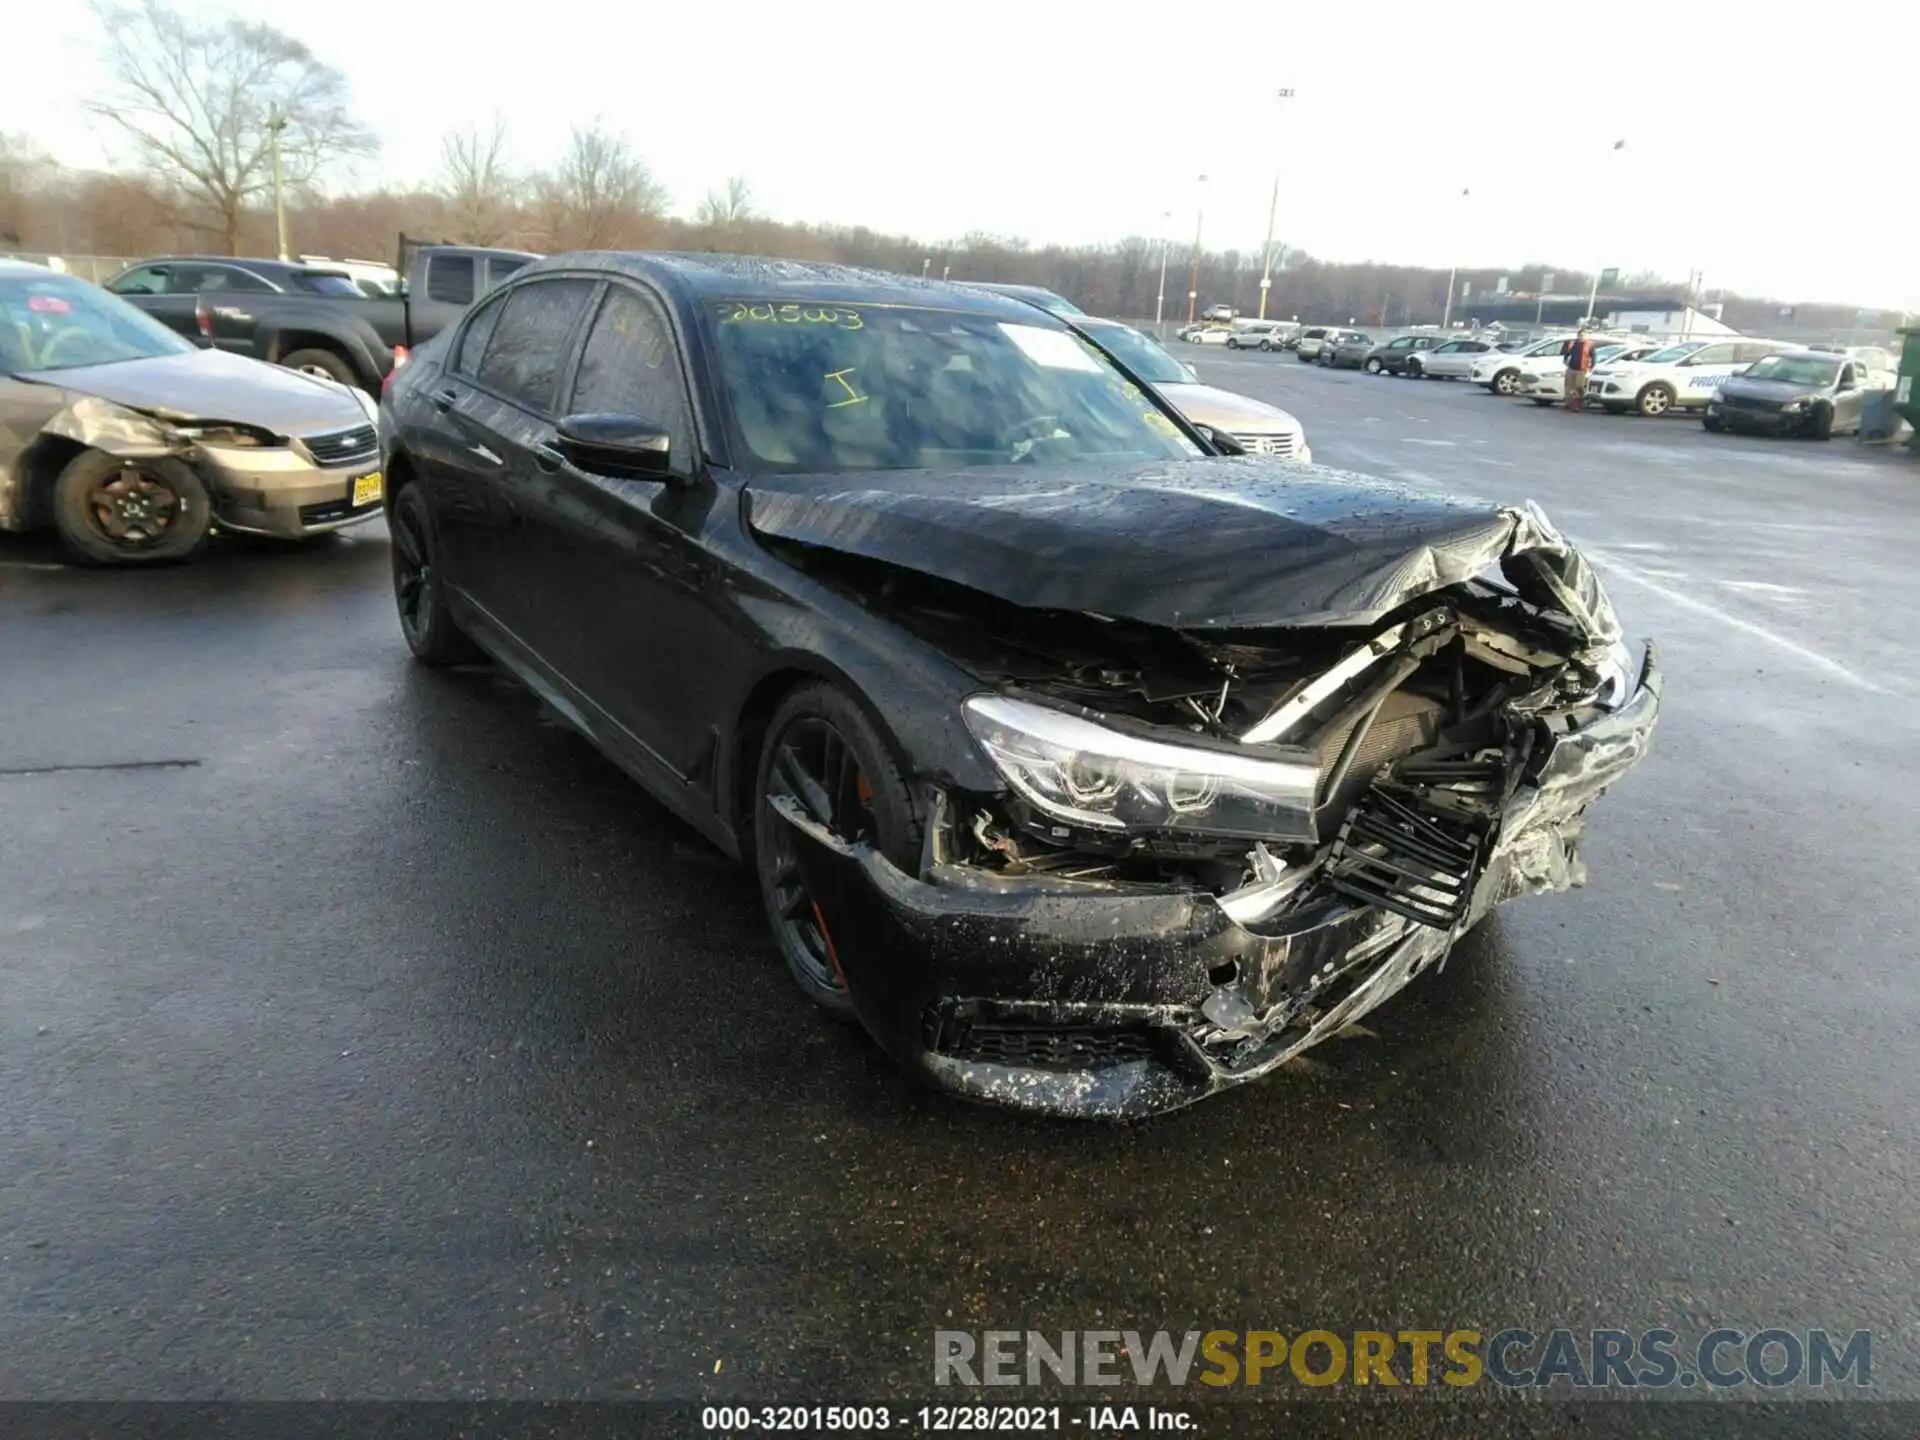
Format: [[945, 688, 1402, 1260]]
[[1718, 377, 1819, 404], [745, 459, 1619, 639], [16, 349, 365, 438]]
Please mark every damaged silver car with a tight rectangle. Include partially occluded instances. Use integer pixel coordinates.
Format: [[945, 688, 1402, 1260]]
[[381, 254, 1662, 1118], [1, 261, 384, 565]]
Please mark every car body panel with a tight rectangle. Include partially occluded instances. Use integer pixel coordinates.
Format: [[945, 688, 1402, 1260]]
[[1155, 382, 1310, 462], [1409, 339, 1493, 377]]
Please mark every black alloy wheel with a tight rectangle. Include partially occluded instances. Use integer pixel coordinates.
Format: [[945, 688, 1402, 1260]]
[[755, 685, 919, 1017], [390, 484, 479, 665]]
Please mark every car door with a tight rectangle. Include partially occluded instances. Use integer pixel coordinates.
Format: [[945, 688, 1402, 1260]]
[[424, 275, 599, 654], [515, 280, 728, 781], [1833, 362, 1864, 430], [1672, 342, 1741, 406], [104, 263, 201, 340]]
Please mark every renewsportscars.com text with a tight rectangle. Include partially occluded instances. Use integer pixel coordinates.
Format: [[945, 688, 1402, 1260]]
[[934, 1328, 1872, 1391]]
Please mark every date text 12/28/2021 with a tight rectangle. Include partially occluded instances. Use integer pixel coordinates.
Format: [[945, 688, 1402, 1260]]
[[701, 1405, 1194, 1432]]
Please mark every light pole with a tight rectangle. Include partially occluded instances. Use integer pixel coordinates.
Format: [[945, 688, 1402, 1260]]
[[1586, 138, 1627, 322], [1441, 185, 1468, 331], [1186, 175, 1207, 325], [265, 102, 290, 260], [1258, 89, 1296, 321], [1154, 210, 1172, 338]]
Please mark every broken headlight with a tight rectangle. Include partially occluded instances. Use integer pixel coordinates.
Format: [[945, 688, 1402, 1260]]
[[963, 694, 1318, 843]]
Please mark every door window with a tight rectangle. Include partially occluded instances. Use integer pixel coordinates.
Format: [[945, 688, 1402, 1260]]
[[453, 292, 507, 377], [107, 265, 173, 295], [569, 285, 695, 472], [1685, 344, 1738, 367], [196, 266, 274, 294], [474, 278, 596, 411]]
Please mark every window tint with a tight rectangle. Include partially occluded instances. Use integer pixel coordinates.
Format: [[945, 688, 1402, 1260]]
[[426, 255, 476, 306], [570, 286, 695, 471], [108, 266, 171, 295], [454, 292, 507, 376], [474, 278, 596, 410], [199, 267, 274, 294], [487, 257, 530, 288]]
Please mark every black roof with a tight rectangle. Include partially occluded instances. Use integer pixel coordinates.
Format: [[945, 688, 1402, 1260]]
[[515, 251, 1046, 322]]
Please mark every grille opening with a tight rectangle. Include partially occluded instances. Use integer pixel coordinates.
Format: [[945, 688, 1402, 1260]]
[[925, 1009, 1158, 1073], [303, 425, 378, 467]]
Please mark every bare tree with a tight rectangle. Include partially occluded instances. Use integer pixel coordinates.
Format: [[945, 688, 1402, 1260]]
[[1, 133, 58, 245], [696, 175, 754, 230], [86, 0, 376, 254], [438, 117, 516, 245], [536, 121, 667, 250]]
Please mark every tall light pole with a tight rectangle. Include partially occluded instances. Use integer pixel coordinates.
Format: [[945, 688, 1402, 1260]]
[[1154, 209, 1172, 338], [1441, 185, 1468, 331], [1186, 175, 1207, 325], [265, 102, 290, 261], [1258, 89, 1296, 321], [1586, 138, 1627, 322]]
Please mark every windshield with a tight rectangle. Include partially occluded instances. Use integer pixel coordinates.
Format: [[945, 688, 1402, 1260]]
[[1742, 354, 1841, 387], [290, 271, 364, 297], [1080, 321, 1189, 385], [0, 271, 194, 372], [1637, 341, 1706, 365], [709, 302, 1201, 474]]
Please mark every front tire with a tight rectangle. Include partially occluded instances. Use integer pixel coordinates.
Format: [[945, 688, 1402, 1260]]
[[755, 684, 922, 1018], [390, 483, 481, 665], [1406, 359, 1424, 378], [1258, 339, 1272, 351], [1226, 338, 1241, 350], [1532, 398, 1554, 407], [51, 449, 211, 566], [1492, 368, 1521, 396], [1364, 357, 1384, 374], [1808, 404, 1833, 440], [1702, 414, 1723, 433], [1636, 382, 1675, 417]]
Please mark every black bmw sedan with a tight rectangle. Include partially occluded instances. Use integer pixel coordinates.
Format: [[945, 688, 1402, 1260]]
[[379, 253, 1661, 1118]]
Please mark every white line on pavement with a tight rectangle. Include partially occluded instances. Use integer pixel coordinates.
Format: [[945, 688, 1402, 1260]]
[[1589, 549, 1892, 696]]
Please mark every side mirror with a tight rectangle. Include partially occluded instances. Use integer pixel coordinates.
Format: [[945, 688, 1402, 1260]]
[[555, 412, 676, 481]]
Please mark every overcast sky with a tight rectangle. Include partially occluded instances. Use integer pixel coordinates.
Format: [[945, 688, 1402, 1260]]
[[11, 1, 1918, 309]]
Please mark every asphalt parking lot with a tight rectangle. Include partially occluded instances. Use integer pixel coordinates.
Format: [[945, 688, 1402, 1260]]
[[3, 358, 1918, 1418]]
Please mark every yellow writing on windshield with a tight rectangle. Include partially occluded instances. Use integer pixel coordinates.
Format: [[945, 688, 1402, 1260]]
[[720, 302, 864, 332], [824, 368, 867, 407]]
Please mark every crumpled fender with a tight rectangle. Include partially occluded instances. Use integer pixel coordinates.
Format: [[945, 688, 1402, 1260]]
[[2, 396, 195, 530]]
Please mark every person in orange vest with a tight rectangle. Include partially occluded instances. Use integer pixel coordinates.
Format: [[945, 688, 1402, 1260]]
[[1561, 322, 1599, 412]]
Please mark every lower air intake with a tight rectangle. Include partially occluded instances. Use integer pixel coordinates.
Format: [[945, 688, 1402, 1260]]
[[931, 1022, 1156, 1072], [1325, 779, 1491, 929]]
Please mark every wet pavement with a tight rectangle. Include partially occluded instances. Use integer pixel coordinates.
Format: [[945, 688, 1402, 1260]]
[[3, 362, 1917, 1417]]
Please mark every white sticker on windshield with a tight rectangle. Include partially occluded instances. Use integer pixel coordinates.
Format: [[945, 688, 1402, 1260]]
[[999, 323, 1102, 373]]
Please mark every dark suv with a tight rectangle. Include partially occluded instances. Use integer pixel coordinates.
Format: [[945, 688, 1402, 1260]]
[[1364, 333, 1445, 375]]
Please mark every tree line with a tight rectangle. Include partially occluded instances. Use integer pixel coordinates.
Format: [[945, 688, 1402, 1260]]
[[0, 0, 1886, 334]]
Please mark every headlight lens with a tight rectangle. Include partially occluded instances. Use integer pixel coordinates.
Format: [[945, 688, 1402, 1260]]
[[1781, 399, 1805, 413], [962, 694, 1319, 842]]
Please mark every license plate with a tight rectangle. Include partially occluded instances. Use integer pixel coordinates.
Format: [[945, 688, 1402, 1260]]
[[351, 471, 383, 508]]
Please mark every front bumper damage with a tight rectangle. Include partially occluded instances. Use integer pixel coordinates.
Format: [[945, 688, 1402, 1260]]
[[778, 646, 1661, 1119]]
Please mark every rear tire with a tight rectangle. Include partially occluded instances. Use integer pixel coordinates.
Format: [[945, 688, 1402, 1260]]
[[755, 683, 922, 1018], [51, 449, 211, 566], [280, 347, 359, 387], [390, 482, 481, 666]]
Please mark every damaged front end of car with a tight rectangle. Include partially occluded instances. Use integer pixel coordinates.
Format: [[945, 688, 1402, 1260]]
[[761, 485, 1660, 1118]]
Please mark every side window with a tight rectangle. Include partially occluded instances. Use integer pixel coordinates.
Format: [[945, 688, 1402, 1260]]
[[474, 278, 596, 411], [1838, 364, 1856, 389], [1687, 344, 1737, 366], [426, 255, 476, 306], [1734, 342, 1778, 365], [453, 292, 507, 376], [198, 267, 273, 294], [108, 265, 170, 295], [166, 264, 221, 294], [569, 285, 695, 471], [486, 257, 530, 289]]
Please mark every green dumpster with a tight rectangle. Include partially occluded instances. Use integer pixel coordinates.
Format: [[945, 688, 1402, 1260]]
[[1896, 328, 1920, 441]]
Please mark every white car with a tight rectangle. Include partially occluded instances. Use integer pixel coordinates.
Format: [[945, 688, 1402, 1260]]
[[1588, 337, 1794, 417], [1517, 342, 1667, 404], [1184, 326, 1233, 346], [1469, 336, 1578, 395], [1075, 316, 1312, 463], [298, 255, 401, 297], [1225, 320, 1287, 351]]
